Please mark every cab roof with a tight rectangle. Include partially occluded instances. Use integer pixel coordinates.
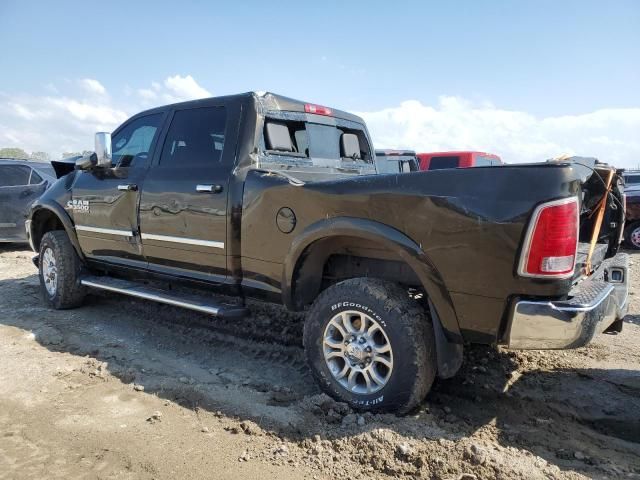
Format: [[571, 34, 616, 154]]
[[133, 91, 365, 124], [417, 151, 501, 158]]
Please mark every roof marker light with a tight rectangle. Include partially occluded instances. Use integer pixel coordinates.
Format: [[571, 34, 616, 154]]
[[305, 104, 333, 116]]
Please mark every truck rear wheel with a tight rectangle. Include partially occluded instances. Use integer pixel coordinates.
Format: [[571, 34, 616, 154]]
[[39, 230, 86, 309], [303, 278, 436, 413]]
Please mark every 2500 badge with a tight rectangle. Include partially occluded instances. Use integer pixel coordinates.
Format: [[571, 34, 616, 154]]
[[66, 199, 90, 213]]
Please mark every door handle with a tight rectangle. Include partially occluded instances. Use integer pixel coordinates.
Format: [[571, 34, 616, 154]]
[[196, 184, 223, 194], [118, 184, 138, 191]]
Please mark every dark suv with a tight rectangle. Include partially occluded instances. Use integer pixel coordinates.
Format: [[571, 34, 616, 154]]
[[0, 159, 55, 242]]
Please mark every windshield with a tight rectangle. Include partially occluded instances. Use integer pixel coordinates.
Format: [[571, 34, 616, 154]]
[[257, 112, 376, 181]]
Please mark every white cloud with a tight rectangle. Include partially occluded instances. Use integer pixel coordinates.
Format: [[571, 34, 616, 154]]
[[162, 74, 211, 102], [0, 74, 212, 158], [0, 91, 128, 157], [137, 88, 157, 101], [79, 78, 107, 96], [136, 75, 212, 106], [359, 96, 640, 168], [2, 78, 638, 168]]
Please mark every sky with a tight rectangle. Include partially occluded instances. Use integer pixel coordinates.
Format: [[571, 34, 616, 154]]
[[0, 0, 639, 166]]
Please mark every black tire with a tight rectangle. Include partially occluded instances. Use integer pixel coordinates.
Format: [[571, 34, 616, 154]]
[[303, 278, 436, 413], [38, 230, 86, 309], [624, 221, 640, 250]]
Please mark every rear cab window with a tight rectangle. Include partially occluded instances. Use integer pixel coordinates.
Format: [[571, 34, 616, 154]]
[[257, 111, 376, 181], [428, 156, 460, 170]]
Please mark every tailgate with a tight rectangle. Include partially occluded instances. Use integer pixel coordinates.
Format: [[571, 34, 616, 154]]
[[573, 159, 625, 280]]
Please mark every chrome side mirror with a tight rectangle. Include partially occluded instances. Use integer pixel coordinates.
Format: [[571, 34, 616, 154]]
[[95, 132, 112, 167]]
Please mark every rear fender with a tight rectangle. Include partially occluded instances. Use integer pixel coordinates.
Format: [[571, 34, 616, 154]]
[[283, 216, 463, 343]]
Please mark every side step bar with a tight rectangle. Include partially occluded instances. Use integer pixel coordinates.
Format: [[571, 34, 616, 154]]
[[80, 275, 248, 319]]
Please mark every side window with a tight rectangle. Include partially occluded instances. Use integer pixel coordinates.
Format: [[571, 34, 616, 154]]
[[29, 169, 43, 184], [159, 107, 228, 167], [474, 157, 492, 167], [0, 165, 31, 186], [111, 113, 163, 168]]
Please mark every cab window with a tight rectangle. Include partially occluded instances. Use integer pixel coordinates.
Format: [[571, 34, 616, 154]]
[[159, 107, 228, 167], [111, 113, 164, 168]]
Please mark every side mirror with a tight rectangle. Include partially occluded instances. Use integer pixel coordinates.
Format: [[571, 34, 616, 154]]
[[75, 153, 97, 170], [95, 132, 112, 167]]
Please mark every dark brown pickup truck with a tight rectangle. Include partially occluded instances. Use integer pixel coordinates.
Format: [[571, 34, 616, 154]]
[[26, 92, 630, 413]]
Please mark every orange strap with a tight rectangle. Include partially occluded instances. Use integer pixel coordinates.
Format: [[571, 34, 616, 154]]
[[584, 169, 614, 275]]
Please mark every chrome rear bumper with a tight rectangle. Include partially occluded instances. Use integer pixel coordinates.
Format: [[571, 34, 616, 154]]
[[505, 253, 629, 349]]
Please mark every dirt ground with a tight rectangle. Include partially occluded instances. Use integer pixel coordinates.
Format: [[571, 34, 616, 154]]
[[0, 244, 638, 480]]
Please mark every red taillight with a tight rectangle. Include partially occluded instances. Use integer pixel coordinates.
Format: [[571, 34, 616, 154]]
[[519, 197, 578, 278], [305, 104, 332, 116]]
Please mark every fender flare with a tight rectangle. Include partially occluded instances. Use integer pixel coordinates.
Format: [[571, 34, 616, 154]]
[[30, 202, 85, 261], [282, 216, 463, 343]]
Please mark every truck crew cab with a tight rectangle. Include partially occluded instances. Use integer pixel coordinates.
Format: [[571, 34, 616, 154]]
[[27, 92, 629, 413]]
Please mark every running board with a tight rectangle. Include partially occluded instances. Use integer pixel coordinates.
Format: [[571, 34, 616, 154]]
[[80, 275, 248, 319]]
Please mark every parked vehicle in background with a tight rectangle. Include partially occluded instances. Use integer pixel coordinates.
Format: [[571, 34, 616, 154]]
[[624, 190, 640, 249], [375, 149, 419, 173], [623, 170, 640, 192], [26, 92, 628, 413], [0, 159, 56, 242], [418, 151, 502, 171]]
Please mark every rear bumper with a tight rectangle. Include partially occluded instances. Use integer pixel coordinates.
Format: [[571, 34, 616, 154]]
[[505, 253, 629, 349]]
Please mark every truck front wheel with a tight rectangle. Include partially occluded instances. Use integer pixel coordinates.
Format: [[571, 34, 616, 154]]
[[39, 230, 86, 309], [303, 278, 436, 413]]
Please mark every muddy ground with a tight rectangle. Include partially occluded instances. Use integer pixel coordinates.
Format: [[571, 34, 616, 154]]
[[0, 244, 638, 480]]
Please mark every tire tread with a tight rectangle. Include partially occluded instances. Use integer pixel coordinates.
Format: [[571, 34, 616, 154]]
[[304, 278, 436, 413], [39, 230, 86, 309]]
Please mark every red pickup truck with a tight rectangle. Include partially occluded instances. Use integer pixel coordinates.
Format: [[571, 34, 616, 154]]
[[418, 151, 502, 170]]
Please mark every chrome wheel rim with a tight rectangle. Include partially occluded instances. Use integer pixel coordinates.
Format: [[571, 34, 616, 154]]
[[631, 227, 640, 248], [42, 247, 58, 296], [323, 310, 393, 395]]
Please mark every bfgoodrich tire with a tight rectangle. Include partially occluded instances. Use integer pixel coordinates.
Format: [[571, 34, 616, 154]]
[[303, 278, 436, 413], [39, 230, 86, 309]]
